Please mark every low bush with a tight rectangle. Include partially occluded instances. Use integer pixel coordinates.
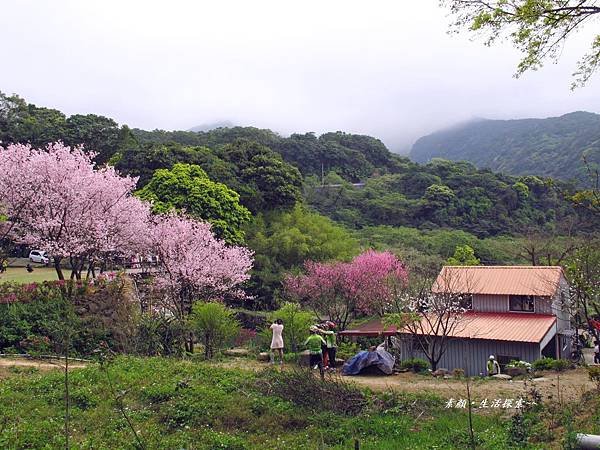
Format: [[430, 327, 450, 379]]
[[399, 358, 430, 373], [337, 341, 360, 360], [255, 368, 367, 416], [189, 302, 240, 359], [135, 313, 186, 357], [233, 328, 257, 347], [532, 357, 555, 371], [506, 360, 532, 370], [551, 359, 572, 372], [0, 277, 137, 356], [587, 366, 600, 390]]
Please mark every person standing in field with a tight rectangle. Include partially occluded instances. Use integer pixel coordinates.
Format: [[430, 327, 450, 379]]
[[319, 322, 338, 371], [305, 326, 326, 380], [270, 319, 284, 366]]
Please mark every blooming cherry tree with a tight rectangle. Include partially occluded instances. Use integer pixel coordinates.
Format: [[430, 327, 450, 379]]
[[148, 213, 253, 319], [0, 142, 151, 279], [285, 250, 408, 330]]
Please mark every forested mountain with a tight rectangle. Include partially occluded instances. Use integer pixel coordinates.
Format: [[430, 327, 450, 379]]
[[124, 130, 596, 238], [410, 111, 600, 185], [0, 92, 135, 164], [2, 92, 596, 240], [132, 127, 399, 182], [188, 120, 234, 132]]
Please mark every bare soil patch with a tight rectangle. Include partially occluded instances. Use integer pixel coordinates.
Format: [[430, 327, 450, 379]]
[[0, 357, 88, 379]]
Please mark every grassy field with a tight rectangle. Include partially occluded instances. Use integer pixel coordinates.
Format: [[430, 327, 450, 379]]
[[0, 266, 59, 283], [0, 356, 532, 450]]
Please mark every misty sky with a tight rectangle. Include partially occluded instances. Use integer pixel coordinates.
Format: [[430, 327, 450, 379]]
[[2, 0, 600, 152]]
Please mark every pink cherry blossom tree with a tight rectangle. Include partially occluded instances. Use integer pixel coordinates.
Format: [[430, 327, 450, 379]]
[[148, 213, 253, 352], [0, 142, 151, 280], [284, 250, 408, 330]]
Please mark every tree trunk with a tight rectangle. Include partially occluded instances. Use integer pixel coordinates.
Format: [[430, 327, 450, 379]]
[[54, 257, 64, 280]]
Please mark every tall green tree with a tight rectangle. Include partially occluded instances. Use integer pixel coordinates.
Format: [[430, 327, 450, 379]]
[[217, 139, 303, 212], [137, 163, 251, 244], [65, 114, 126, 164], [243, 205, 360, 309], [446, 245, 480, 266]]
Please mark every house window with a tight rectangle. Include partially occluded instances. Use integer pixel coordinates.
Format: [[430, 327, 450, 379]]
[[509, 295, 535, 312]]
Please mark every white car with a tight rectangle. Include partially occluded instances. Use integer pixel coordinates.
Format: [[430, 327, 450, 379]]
[[29, 250, 49, 264]]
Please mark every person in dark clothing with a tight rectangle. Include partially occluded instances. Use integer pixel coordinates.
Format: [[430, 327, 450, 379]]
[[26, 264, 34, 273]]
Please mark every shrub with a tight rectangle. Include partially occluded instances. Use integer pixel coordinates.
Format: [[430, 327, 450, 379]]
[[337, 341, 361, 360], [135, 313, 186, 357], [255, 368, 366, 415], [233, 309, 267, 330], [452, 368, 465, 378], [189, 302, 240, 359], [233, 328, 257, 347], [18, 335, 51, 355], [587, 366, 600, 390], [0, 277, 137, 356], [551, 359, 572, 372], [258, 303, 314, 353], [506, 360, 531, 370], [532, 357, 555, 371], [400, 358, 430, 373]]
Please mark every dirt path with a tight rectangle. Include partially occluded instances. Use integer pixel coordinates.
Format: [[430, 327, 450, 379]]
[[347, 369, 593, 403], [0, 357, 88, 378], [219, 357, 594, 403]]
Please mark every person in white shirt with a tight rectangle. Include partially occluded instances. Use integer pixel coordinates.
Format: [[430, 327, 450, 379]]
[[270, 319, 284, 366]]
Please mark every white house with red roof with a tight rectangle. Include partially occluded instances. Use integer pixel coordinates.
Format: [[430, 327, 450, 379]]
[[341, 266, 573, 375]]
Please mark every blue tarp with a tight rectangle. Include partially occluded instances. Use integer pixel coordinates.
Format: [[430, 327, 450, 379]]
[[341, 347, 395, 375]]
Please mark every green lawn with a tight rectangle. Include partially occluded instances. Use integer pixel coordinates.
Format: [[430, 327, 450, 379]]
[[0, 266, 59, 284], [0, 356, 533, 449]]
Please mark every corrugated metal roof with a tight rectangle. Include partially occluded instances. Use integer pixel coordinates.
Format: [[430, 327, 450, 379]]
[[432, 266, 564, 296], [340, 319, 398, 337], [340, 312, 557, 343]]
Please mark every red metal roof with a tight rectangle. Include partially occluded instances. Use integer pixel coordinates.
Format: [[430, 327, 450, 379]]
[[432, 266, 564, 296], [340, 312, 557, 343]]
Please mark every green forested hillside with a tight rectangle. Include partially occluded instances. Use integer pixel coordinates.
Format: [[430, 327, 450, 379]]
[[410, 111, 600, 185], [1, 92, 598, 308]]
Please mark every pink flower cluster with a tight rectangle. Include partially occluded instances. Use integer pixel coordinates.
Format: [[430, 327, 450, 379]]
[[0, 142, 150, 261], [285, 250, 408, 317], [149, 213, 253, 314]]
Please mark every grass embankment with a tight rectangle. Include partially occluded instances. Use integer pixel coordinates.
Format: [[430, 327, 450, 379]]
[[0, 356, 529, 449]]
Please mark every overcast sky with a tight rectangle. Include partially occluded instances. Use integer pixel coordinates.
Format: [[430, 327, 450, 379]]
[[2, 0, 599, 152]]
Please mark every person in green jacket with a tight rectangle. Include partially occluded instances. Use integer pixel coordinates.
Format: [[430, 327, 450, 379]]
[[305, 326, 326, 380], [319, 321, 338, 371], [487, 355, 500, 376]]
